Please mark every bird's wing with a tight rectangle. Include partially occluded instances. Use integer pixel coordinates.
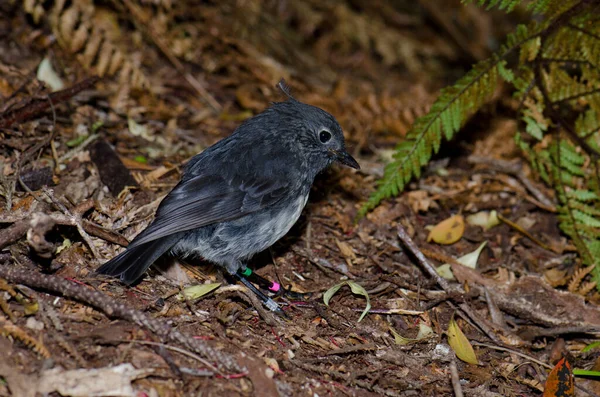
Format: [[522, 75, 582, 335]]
[[128, 162, 292, 248]]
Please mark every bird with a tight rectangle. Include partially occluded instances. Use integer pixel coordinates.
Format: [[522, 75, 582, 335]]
[[97, 81, 359, 310]]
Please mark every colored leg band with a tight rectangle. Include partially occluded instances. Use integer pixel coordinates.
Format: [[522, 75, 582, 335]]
[[241, 268, 252, 277], [268, 282, 281, 293]]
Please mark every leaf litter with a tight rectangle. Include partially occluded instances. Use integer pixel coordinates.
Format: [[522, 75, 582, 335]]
[[0, 1, 599, 396]]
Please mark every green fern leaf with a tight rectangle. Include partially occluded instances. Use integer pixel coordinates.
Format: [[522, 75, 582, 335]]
[[567, 189, 599, 202]]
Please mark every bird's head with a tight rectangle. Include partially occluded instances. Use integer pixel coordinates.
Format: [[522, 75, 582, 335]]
[[267, 85, 359, 173]]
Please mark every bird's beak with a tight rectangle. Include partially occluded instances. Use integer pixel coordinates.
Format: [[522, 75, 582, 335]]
[[331, 149, 360, 170]]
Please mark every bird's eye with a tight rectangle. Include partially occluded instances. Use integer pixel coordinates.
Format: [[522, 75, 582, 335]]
[[319, 130, 332, 143]]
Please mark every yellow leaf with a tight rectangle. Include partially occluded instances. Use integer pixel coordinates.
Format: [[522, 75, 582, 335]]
[[455, 241, 487, 269], [436, 264, 455, 280], [390, 327, 413, 345], [24, 301, 39, 316], [427, 215, 464, 245], [176, 283, 221, 301], [466, 210, 500, 230], [417, 322, 434, 339], [390, 322, 434, 345], [447, 317, 478, 365]]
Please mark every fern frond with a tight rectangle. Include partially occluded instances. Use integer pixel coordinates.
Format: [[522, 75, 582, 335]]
[[543, 24, 600, 67], [578, 280, 597, 295], [532, 0, 580, 18], [568, 263, 595, 293], [544, 66, 600, 103], [470, 0, 522, 13], [567, 188, 599, 202], [24, 0, 149, 88], [360, 23, 545, 216], [549, 136, 600, 272], [0, 318, 51, 358], [467, 0, 579, 16], [365, 0, 600, 289], [359, 60, 499, 215]]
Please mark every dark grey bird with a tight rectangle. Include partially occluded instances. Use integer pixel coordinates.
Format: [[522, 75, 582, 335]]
[[97, 83, 359, 310]]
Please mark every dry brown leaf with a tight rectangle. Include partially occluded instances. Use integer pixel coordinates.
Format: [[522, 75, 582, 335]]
[[335, 239, 356, 260], [407, 190, 437, 213]]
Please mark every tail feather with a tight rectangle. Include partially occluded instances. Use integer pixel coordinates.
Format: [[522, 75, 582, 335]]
[[96, 236, 180, 285]]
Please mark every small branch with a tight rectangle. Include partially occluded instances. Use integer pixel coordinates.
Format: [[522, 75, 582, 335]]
[[397, 225, 502, 343], [0, 219, 30, 250], [449, 358, 463, 397], [397, 226, 451, 291], [0, 212, 129, 252], [0, 76, 100, 129], [215, 285, 279, 326], [0, 263, 245, 374], [123, 340, 215, 376], [497, 213, 553, 252]]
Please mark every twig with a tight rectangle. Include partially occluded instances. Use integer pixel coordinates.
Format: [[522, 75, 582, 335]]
[[44, 187, 101, 259], [449, 358, 463, 397], [216, 285, 280, 326], [0, 213, 128, 251], [397, 225, 502, 343], [291, 360, 403, 396], [0, 76, 100, 129], [58, 133, 99, 163], [484, 288, 508, 330], [471, 341, 551, 369], [0, 264, 245, 374], [576, 384, 600, 397], [124, 340, 216, 375], [19, 182, 101, 259], [292, 247, 357, 279], [324, 342, 377, 356], [0, 219, 30, 250], [397, 226, 451, 290], [496, 213, 553, 252]]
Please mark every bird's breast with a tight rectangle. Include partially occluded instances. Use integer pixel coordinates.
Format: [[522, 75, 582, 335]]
[[219, 191, 309, 257], [173, 191, 310, 268], [266, 192, 309, 239]]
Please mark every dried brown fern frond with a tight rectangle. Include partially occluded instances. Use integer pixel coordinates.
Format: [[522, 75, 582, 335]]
[[350, 88, 433, 139], [0, 318, 51, 358], [578, 281, 597, 296], [568, 264, 596, 294], [0, 278, 39, 316], [24, 0, 148, 89]]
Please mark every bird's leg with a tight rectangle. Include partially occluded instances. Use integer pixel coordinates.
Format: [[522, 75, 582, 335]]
[[238, 268, 312, 300], [234, 271, 286, 316], [238, 268, 281, 293]]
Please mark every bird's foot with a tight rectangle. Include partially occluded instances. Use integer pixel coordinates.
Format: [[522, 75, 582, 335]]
[[235, 272, 288, 318], [238, 268, 312, 300]]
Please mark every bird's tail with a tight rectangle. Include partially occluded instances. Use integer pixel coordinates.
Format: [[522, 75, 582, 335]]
[[96, 235, 180, 285]]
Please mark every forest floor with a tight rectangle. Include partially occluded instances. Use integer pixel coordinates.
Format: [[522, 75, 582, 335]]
[[0, 1, 599, 396]]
